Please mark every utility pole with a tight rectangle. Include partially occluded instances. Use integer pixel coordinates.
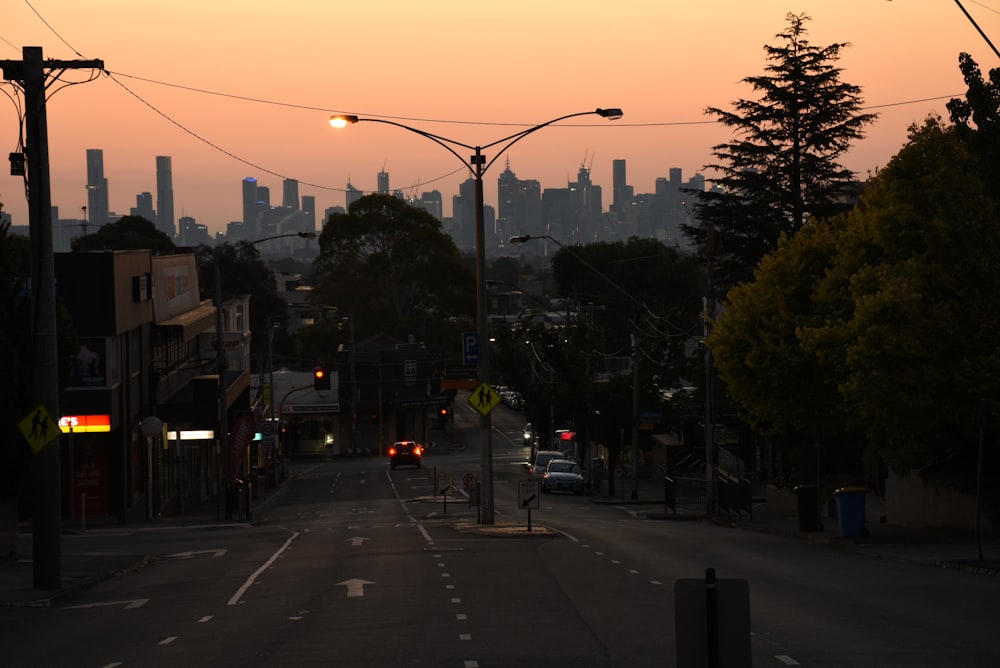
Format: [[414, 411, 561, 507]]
[[2, 47, 104, 589]]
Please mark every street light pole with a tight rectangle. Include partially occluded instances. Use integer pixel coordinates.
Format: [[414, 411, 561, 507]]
[[331, 108, 622, 524], [510, 233, 645, 499]]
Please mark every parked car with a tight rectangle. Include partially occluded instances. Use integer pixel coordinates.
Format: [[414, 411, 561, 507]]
[[542, 459, 585, 494], [388, 441, 423, 469], [529, 450, 565, 481]]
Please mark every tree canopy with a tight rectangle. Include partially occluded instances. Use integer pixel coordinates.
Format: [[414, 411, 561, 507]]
[[708, 54, 1000, 495], [71, 215, 176, 255], [195, 241, 287, 368], [309, 194, 474, 350], [684, 13, 876, 290]]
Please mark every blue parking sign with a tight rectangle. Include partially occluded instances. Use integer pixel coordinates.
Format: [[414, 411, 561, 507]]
[[462, 332, 479, 366]]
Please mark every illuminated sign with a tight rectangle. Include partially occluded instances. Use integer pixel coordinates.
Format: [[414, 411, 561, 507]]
[[168, 430, 216, 441], [59, 414, 111, 433]]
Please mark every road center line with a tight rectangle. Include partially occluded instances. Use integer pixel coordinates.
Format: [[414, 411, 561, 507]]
[[228, 530, 300, 606]]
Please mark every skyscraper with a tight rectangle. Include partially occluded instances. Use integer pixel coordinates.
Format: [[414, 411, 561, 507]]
[[417, 190, 443, 221], [86, 149, 110, 227], [612, 158, 630, 215], [377, 170, 389, 195], [346, 181, 363, 209], [497, 161, 541, 238], [132, 192, 156, 222], [155, 156, 175, 238], [242, 177, 259, 238], [301, 195, 316, 233], [283, 179, 300, 210]]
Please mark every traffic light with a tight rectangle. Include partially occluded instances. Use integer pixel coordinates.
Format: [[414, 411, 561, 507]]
[[313, 367, 330, 391]]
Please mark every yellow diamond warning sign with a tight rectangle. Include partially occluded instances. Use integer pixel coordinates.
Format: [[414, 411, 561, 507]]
[[468, 383, 502, 416], [19, 404, 60, 453]]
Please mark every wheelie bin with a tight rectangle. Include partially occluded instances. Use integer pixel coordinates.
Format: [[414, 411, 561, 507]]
[[834, 487, 869, 538], [793, 484, 819, 532]]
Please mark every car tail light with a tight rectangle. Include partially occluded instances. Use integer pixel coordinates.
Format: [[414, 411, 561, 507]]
[[413, 446, 423, 455], [388, 447, 397, 456]]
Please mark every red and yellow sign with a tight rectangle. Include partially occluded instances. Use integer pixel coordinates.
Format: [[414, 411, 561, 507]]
[[59, 414, 111, 433]]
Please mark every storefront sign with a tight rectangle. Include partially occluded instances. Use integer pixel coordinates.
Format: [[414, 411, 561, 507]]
[[59, 414, 111, 433]]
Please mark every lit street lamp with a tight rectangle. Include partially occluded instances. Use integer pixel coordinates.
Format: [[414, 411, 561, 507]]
[[214, 231, 316, 518], [332, 109, 623, 523], [510, 233, 644, 500]]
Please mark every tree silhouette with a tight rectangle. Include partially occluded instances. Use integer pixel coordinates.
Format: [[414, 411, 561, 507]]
[[684, 13, 876, 290]]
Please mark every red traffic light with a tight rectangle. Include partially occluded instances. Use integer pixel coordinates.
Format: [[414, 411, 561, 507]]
[[313, 366, 331, 391]]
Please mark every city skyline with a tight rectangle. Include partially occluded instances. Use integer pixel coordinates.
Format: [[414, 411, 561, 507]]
[[2, 1, 996, 235]]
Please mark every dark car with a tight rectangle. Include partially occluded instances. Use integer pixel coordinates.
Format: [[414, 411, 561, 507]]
[[388, 441, 423, 469], [529, 450, 565, 481], [542, 459, 585, 494]]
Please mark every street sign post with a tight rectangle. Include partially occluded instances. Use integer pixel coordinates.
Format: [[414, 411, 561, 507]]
[[438, 472, 453, 514], [518, 480, 540, 531]]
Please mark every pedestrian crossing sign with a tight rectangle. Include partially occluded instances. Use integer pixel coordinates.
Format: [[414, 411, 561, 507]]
[[468, 383, 502, 416], [18, 404, 60, 453]]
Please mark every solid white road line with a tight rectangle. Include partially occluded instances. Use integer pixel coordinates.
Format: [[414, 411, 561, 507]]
[[228, 530, 300, 606]]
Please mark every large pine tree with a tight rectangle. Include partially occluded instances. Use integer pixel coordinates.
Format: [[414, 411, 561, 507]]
[[684, 13, 876, 290]]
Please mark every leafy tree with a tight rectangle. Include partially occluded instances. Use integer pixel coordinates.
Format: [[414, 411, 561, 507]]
[[548, 237, 703, 388], [195, 241, 287, 371], [947, 51, 1000, 182], [71, 215, 176, 255], [684, 13, 876, 289], [707, 219, 861, 483], [309, 194, 474, 356], [710, 54, 1000, 497]]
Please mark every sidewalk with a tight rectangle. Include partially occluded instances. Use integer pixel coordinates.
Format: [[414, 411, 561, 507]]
[[592, 475, 1000, 575], [0, 469, 292, 608], [3, 464, 998, 607]]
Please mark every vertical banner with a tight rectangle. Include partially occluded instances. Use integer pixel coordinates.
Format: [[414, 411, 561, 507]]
[[228, 415, 255, 484]]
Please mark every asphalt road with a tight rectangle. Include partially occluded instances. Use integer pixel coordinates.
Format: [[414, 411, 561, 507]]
[[1, 401, 998, 666]]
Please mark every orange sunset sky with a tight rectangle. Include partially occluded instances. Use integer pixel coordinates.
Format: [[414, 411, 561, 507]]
[[2, 1, 998, 236]]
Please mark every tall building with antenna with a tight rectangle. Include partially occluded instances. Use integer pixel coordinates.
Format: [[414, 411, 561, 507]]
[[377, 170, 390, 195], [85, 149, 110, 228], [155, 156, 175, 239]]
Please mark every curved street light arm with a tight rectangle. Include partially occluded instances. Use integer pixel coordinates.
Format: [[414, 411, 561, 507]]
[[331, 116, 477, 177], [330, 108, 622, 178], [478, 109, 622, 175], [250, 231, 317, 245]]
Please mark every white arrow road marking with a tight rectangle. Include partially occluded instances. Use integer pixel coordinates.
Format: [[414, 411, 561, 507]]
[[347, 536, 370, 547], [64, 599, 148, 610], [169, 549, 227, 559], [337, 578, 374, 597]]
